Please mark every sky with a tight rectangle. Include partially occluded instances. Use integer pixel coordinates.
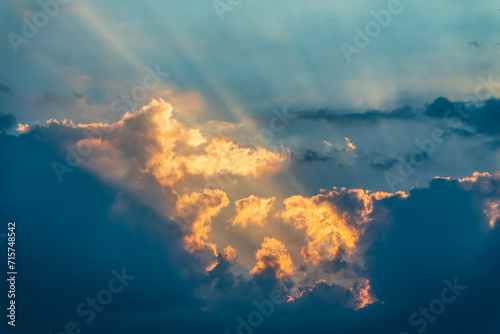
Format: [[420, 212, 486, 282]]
[[1, 1, 500, 333]]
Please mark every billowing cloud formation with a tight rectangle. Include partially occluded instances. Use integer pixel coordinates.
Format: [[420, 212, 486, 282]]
[[426, 97, 500, 136], [484, 200, 500, 228], [231, 195, 276, 228], [221, 245, 237, 261], [279, 188, 403, 266], [67, 99, 289, 188], [445, 172, 500, 228], [3, 117, 500, 333], [181, 137, 289, 179], [139, 100, 289, 186], [349, 280, 376, 310], [280, 194, 359, 265], [4, 92, 500, 332], [175, 189, 229, 256], [250, 237, 294, 280]]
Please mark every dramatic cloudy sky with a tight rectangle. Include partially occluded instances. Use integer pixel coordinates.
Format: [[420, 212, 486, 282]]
[[1, 1, 500, 333]]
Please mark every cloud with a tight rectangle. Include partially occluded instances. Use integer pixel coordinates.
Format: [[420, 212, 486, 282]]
[[221, 245, 237, 261], [2, 117, 500, 332], [294, 148, 333, 164], [181, 136, 289, 179], [483, 199, 500, 228], [426, 97, 500, 136], [63, 99, 290, 188], [280, 193, 359, 265], [350, 279, 377, 310], [3, 95, 500, 332], [0, 112, 15, 132], [175, 188, 230, 257], [279, 188, 403, 266], [344, 137, 356, 151], [297, 105, 415, 124], [366, 152, 398, 171], [250, 237, 295, 281], [231, 195, 276, 228], [294, 138, 358, 165]]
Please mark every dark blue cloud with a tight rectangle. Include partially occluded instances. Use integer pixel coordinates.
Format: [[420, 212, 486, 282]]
[[426, 97, 500, 136], [1, 123, 500, 334], [297, 105, 416, 124], [0, 112, 15, 132]]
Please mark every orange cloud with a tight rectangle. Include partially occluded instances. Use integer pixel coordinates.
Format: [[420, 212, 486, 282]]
[[141, 100, 289, 187], [279, 195, 358, 265], [457, 172, 493, 184], [175, 189, 230, 255], [437, 172, 496, 192], [231, 195, 276, 228], [279, 188, 404, 265], [250, 237, 294, 280], [222, 245, 237, 261], [16, 123, 30, 133], [24, 99, 288, 191], [434, 172, 500, 228], [181, 137, 289, 179], [484, 200, 500, 228], [350, 280, 377, 310], [344, 137, 356, 151]]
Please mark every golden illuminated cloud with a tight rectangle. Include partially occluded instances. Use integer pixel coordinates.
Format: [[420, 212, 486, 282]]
[[279, 188, 404, 265], [182, 137, 289, 178], [222, 245, 237, 261], [175, 189, 229, 255], [140, 100, 289, 187], [457, 172, 493, 184], [250, 237, 294, 280], [484, 199, 500, 228], [350, 280, 377, 310], [26, 97, 420, 309], [280, 194, 358, 265], [16, 123, 30, 133], [63, 99, 288, 188], [344, 137, 356, 151], [231, 195, 276, 228]]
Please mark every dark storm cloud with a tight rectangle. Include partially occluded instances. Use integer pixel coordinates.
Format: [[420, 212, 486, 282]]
[[250, 175, 500, 333], [2, 120, 500, 334], [0, 127, 203, 334], [297, 105, 416, 124], [426, 97, 500, 136], [360, 176, 500, 333], [0, 112, 15, 132], [366, 152, 398, 171], [293, 149, 334, 164]]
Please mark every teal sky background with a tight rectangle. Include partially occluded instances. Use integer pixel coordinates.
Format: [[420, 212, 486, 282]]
[[1, 0, 500, 125]]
